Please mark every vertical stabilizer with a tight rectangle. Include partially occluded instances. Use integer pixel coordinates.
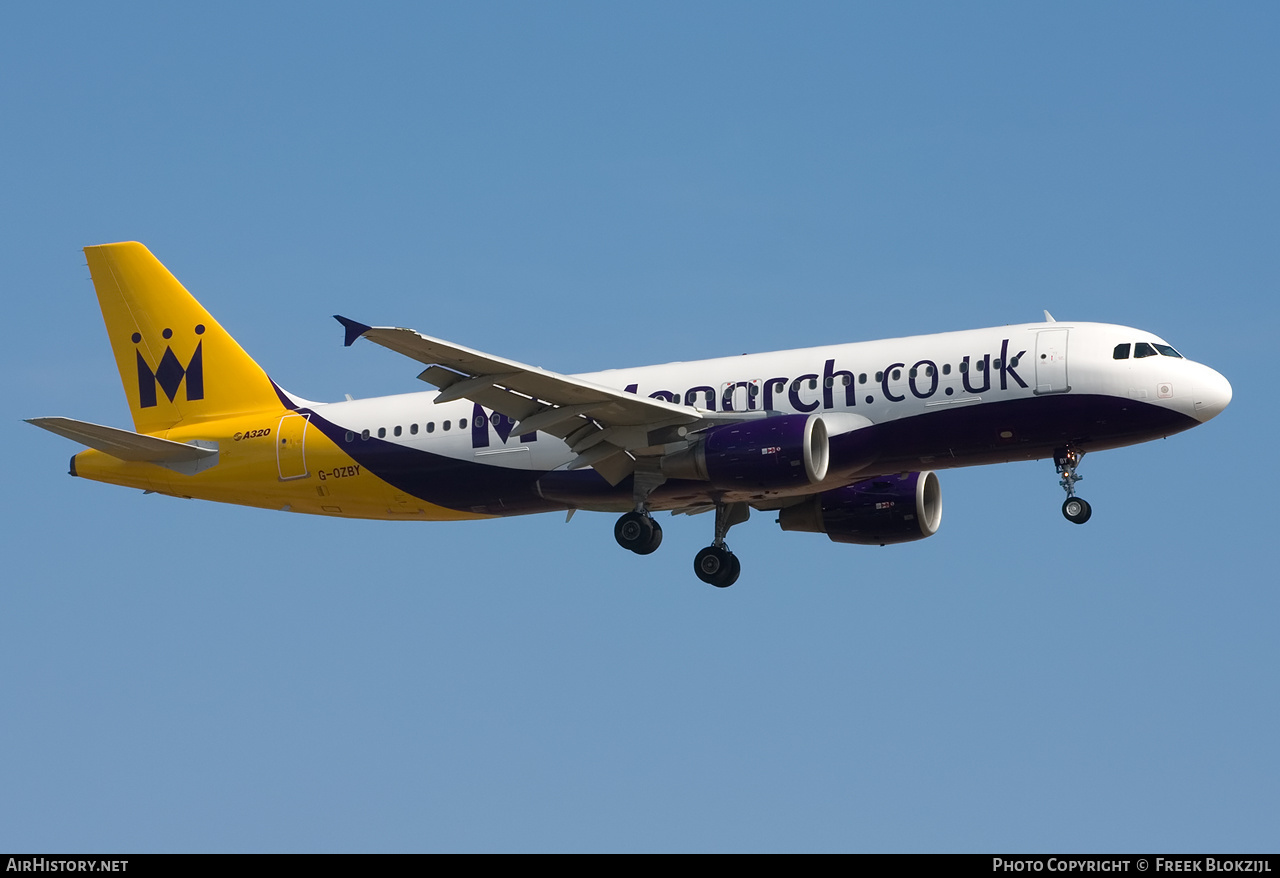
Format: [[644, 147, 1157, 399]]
[[85, 242, 284, 434]]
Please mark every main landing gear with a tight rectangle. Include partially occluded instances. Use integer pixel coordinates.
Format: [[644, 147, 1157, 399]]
[[614, 464, 666, 556], [612, 504, 745, 587], [1054, 446, 1092, 525], [693, 502, 748, 588], [612, 465, 748, 587]]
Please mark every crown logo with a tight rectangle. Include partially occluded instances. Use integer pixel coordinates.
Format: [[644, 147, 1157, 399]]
[[134, 324, 205, 407]]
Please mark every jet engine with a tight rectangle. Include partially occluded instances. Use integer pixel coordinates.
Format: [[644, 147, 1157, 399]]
[[777, 471, 942, 545], [662, 413, 829, 491]]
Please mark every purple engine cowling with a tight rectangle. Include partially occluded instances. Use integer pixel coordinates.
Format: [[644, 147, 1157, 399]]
[[662, 413, 829, 491], [777, 471, 942, 545]]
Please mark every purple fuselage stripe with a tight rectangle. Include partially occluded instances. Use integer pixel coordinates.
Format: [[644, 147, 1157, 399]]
[[302, 408, 554, 515]]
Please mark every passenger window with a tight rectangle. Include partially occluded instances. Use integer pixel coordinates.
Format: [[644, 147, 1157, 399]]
[[942, 364, 951, 375], [459, 419, 467, 430], [344, 431, 354, 443], [394, 425, 402, 437], [808, 378, 817, 390], [377, 427, 386, 438], [875, 371, 883, 382], [443, 421, 450, 432], [427, 422, 435, 433], [1134, 342, 1157, 358], [361, 429, 370, 440], [1114, 344, 1131, 359], [859, 373, 867, 384], [410, 423, 418, 435]]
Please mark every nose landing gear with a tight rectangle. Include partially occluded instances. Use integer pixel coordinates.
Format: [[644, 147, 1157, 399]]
[[1054, 447, 1092, 524], [1062, 496, 1092, 524]]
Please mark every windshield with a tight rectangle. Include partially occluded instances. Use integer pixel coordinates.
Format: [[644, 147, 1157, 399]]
[[1114, 341, 1186, 360]]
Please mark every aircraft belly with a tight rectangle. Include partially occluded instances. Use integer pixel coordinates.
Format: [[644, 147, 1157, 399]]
[[841, 393, 1200, 477]]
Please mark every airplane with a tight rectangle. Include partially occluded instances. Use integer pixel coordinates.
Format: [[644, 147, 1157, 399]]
[[28, 242, 1232, 587]]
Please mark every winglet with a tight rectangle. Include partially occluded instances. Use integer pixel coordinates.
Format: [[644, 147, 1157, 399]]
[[334, 315, 373, 347]]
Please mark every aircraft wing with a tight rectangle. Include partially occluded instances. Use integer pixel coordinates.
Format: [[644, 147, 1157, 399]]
[[335, 316, 718, 483]]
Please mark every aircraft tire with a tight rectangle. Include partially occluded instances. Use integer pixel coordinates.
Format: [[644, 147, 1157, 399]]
[[1062, 497, 1092, 525], [694, 545, 739, 587], [633, 518, 663, 555], [615, 512, 655, 553], [724, 553, 741, 587]]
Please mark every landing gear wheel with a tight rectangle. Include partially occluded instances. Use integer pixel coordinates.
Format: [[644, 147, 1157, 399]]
[[634, 518, 663, 555], [615, 512, 660, 554], [694, 545, 740, 588], [1062, 497, 1092, 524]]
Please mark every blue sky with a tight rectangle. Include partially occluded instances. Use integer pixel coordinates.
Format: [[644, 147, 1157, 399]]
[[3, 2, 1277, 852]]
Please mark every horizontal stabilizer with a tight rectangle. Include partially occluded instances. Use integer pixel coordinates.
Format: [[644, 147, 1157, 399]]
[[26, 417, 218, 463]]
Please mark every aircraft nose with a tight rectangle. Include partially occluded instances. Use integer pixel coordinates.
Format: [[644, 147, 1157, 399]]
[[1193, 365, 1232, 422]]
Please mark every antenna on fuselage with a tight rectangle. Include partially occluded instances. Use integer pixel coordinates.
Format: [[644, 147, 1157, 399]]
[[1044, 310, 1057, 322]]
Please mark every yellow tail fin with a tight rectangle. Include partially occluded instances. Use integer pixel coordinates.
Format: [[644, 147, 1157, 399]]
[[85, 242, 285, 434]]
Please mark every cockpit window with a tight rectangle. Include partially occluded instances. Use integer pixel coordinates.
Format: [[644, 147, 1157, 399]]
[[1153, 343, 1183, 358], [1134, 342, 1157, 358], [1113, 343, 1131, 360]]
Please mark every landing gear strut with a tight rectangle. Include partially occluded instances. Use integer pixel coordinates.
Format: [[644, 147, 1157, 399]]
[[1054, 446, 1092, 525], [693, 502, 748, 588]]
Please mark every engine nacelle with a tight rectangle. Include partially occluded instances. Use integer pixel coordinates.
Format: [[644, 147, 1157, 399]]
[[662, 413, 829, 491], [778, 471, 942, 545]]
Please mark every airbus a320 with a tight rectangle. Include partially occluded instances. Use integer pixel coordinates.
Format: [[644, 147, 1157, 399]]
[[29, 243, 1232, 587]]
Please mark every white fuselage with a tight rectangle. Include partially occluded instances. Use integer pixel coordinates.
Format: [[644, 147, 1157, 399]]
[[304, 321, 1230, 494]]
